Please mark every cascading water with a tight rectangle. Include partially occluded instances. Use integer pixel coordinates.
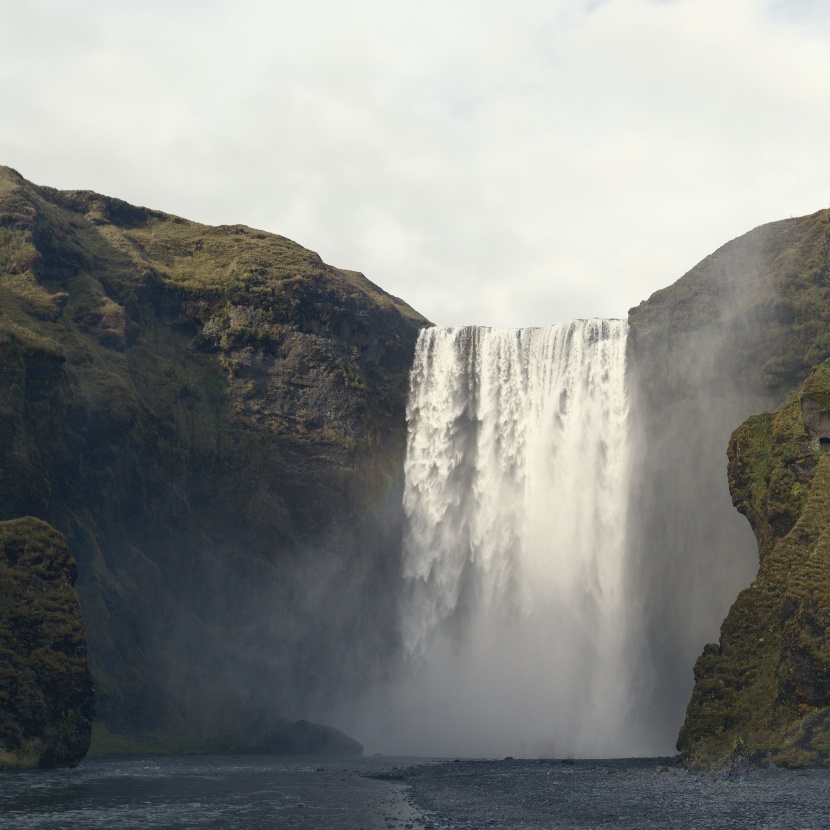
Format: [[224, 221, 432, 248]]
[[395, 319, 640, 758]]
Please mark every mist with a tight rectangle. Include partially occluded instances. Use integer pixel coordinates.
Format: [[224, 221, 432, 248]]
[[342, 219, 810, 759], [94, 215, 820, 760], [348, 321, 641, 758], [623, 221, 800, 747]]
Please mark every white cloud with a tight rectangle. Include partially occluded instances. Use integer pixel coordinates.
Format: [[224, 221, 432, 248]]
[[2, 0, 830, 326]]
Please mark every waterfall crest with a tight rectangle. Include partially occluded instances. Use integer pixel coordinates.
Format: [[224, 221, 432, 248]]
[[398, 320, 637, 757]]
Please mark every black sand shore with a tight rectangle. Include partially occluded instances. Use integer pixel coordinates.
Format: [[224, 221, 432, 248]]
[[3, 755, 830, 829], [397, 757, 830, 829]]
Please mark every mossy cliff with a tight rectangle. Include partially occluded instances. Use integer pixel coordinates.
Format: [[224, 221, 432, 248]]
[[627, 207, 830, 752], [0, 166, 429, 754], [0, 517, 94, 768], [678, 361, 830, 769]]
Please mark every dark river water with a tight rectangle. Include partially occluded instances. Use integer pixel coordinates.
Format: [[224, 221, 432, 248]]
[[1, 755, 829, 829]]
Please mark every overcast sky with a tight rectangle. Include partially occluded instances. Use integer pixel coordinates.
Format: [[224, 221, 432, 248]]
[[2, 0, 830, 327]]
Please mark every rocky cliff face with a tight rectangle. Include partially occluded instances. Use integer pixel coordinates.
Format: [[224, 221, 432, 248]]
[[0, 517, 94, 768], [0, 166, 429, 753], [627, 206, 830, 753], [678, 362, 830, 768]]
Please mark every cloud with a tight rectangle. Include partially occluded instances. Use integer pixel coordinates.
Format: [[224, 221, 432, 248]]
[[2, 0, 830, 326]]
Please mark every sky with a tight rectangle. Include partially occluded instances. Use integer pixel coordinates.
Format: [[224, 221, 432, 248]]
[[2, 0, 830, 328]]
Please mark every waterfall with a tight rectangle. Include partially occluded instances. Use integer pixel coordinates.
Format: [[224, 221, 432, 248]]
[[397, 319, 638, 758]]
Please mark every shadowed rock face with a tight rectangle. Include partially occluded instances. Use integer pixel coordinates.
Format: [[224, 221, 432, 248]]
[[0, 166, 429, 754], [0, 517, 95, 769]]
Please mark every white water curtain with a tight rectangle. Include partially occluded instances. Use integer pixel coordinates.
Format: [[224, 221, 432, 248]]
[[398, 320, 637, 758]]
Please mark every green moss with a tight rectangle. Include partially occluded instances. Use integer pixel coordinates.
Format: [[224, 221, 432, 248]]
[[680, 360, 830, 770]]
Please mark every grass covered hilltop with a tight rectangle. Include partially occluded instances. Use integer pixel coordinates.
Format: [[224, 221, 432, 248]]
[[0, 166, 428, 759]]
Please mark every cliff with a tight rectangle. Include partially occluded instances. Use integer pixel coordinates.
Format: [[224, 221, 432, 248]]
[[0, 166, 429, 753], [0, 517, 94, 768], [626, 206, 830, 752], [678, 362, 830, 768]]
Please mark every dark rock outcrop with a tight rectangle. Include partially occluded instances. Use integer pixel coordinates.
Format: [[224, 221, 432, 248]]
[[252, 718, 363, 756], [0, 166, 429, 754], [678, 362, 830, 769], [0, 517, 94, 768]]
